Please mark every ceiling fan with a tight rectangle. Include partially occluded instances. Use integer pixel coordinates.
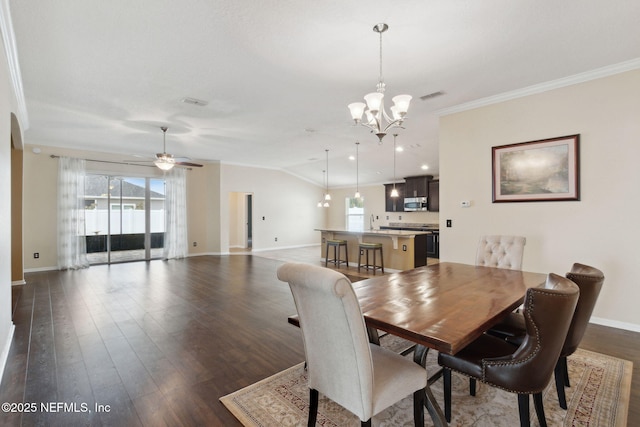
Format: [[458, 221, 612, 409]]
[[141, 126, 203, 170]]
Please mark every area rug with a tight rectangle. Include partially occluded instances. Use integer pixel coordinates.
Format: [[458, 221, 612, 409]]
[[220, 339, 632, 427]]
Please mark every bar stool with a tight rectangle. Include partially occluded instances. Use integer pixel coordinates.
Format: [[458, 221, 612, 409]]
[[358, 242, 384, 274], [325, 239, 348, 267]]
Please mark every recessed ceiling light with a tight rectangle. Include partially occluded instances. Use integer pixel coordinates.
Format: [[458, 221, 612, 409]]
[[349, 155, 355, 160], [421, 165, 429, 170], [396, 146, 404, 152]]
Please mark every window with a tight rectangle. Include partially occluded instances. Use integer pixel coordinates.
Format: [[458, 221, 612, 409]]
[[346, 197, 364, 231]]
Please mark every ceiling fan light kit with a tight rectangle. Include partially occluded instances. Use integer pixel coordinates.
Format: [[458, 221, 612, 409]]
[[348, 23, 412, 144], [142, 126, 203, 170]]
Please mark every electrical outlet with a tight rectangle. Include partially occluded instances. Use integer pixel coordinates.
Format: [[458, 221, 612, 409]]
[[34, 252, 39, 259], [402, 245, 407, 251], [275, 237, 278, 242], [446, 219, 452, 227], [193, 242, 197, 247]]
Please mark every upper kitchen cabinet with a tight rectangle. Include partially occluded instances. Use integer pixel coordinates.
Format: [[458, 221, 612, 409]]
[[427, 180, 439, 212], [404, 175, 432, 198], [384, 183, 405, 212]]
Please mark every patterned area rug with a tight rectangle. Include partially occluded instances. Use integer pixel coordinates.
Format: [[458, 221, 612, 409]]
[[221, 338, 631, 427]]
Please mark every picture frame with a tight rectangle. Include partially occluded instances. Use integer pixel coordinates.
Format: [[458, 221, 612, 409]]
[[492, 134, 580, 202]]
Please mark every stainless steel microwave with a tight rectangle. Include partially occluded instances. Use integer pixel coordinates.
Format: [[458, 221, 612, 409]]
[[404, 197, 428, 211]]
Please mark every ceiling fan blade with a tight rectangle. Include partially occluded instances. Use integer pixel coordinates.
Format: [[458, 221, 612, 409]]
[[175, 161, 203, 167]]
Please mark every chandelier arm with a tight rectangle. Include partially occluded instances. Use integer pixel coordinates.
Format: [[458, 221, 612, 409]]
[[357, 113, 382, 132], [382, 121, 406, 133]]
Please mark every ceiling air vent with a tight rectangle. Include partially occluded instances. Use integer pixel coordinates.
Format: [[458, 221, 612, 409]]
[[419, 91, 444, 101], [181, 97, 209, 107]]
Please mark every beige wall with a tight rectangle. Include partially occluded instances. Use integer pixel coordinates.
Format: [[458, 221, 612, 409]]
[[439, 69, 640, 330], [218, 163, 325, 253], [21, 148, 326, 266], [11, 143, 22, 282]]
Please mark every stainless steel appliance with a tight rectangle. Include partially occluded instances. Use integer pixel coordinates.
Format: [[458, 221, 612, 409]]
[[404, 197, 428, 211]]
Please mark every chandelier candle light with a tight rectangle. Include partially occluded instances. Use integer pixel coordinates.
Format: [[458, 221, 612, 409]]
[[348, 23, 412, 144]]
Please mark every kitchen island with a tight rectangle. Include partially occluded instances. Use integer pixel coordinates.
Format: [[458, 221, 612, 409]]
[[316, 228, 431, 271]]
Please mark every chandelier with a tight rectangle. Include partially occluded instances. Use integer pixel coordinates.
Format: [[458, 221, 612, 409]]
[[348, 23, 412, 144]]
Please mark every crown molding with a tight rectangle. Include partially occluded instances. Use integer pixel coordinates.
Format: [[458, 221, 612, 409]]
[[437, 58, 640, 117], [0, 0, 29, 129]]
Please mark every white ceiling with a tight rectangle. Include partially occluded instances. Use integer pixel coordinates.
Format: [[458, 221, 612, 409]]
[[9, 0, 640, 187]]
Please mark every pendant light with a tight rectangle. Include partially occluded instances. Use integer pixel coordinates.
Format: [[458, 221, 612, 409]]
[[324, 149, 331, 206], [317, 170, 325, 207], [390, 134, 399, 197], [354, 142, 361, 199]]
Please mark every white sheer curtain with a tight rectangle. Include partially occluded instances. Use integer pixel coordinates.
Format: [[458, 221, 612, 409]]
[[163, 168, 189, 259], [57, 157, 89, 270]]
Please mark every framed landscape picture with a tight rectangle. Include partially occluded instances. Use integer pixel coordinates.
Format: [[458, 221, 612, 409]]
[[492, 134, 580, 202]]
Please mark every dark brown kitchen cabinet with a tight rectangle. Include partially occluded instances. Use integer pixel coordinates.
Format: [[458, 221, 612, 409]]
[[427, 180, 439, 212], [404, 175, 432, 198], [384, 183, 404, 212]]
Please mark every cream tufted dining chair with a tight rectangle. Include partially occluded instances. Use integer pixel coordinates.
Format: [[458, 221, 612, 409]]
[[476, 235, 526, 270], [277, 262, 426, 427]]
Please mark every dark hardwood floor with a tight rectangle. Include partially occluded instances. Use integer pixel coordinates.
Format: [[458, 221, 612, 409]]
[[1, 252, 638, 426]]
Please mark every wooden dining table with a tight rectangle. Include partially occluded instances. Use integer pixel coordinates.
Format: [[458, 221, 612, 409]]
[[288, 262, 547, 426], [353, 262, 547, 426]]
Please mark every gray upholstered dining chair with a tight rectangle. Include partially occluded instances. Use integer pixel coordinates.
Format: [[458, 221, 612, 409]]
[[476, 235, 526, 270], [277, 262, 427, 427], [438, 273, 579, 427], [489, 263, 604, 409]]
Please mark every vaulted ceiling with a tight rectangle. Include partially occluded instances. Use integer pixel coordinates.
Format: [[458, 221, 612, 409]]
[[9, 0, 640, 186]]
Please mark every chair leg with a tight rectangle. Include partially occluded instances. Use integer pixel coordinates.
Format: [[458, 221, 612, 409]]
[[517, 394, 531, 427], [413, 389, 425, 427], [344, 244, 349, 266], [562, 356, 570, 387], [469, 378, 476, 396], [533, 392, 547, 427], [308, 389, 319, 427], [379, 247, 384, 272], [361, 420, 372, 427], [554, 357, 568, 409], [443, 368, 452, 422]]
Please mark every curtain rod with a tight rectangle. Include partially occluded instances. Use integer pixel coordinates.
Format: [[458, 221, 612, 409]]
[[49, 155, 192, 170]]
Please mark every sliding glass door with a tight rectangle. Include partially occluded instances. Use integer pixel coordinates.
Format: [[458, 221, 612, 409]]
[[84, 174, 165, 264]]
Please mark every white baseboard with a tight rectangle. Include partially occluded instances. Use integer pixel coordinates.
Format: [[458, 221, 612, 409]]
[[0, 323, 15, 386], [24, 266, 58, 273], [252, 243, 320, 252], [590, 316, 640, 333]]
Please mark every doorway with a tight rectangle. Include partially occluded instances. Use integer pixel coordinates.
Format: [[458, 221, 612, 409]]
[[85, 174, 165, 264], [229, 192, 253, 251]]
